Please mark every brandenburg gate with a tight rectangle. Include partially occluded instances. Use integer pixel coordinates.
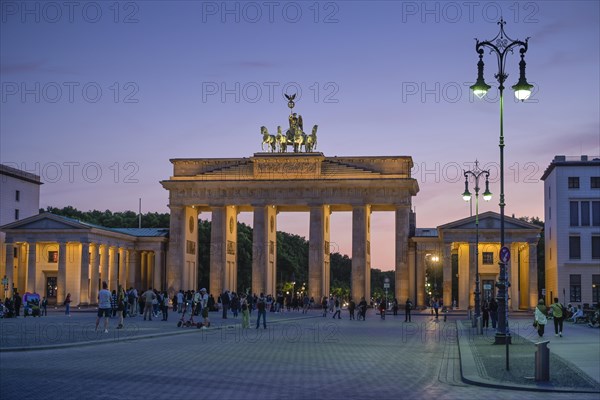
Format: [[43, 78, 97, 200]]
[[161, 153, 419, 301]]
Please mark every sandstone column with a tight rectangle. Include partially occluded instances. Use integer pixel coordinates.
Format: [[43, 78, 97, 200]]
[[166, 205, 199, 293], [154, 247, 163, 291], [90, 244, 100, 304], [443, 244, 452, 308], [118, 247, 126, 289], [415, 248, 425, 307], [57, 241, 66, 304], [79, 242, 90, 305], [309, 205, 331, 300], [528, 242, 538, 308], [210, 206, 238, 296], [100, 244, 109, 288], [109, 246, 118, 291], [252, 205, 277, 296], [395, 205, 410, 302], [352, 205, 371, 302], [5, 239, 14, 298]]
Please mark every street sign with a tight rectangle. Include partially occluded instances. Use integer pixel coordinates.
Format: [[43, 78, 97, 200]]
[[483, 284, 492, 290], [499, 246, 511, 263], [383, 283, 390, 289]]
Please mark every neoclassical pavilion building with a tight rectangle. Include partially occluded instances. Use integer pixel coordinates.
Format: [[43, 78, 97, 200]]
[[410, 212, 541, 310], [1, 213, 167, 305]]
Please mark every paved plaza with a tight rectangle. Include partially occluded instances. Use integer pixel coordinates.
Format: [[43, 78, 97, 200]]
[[1, 308, 599, 399]]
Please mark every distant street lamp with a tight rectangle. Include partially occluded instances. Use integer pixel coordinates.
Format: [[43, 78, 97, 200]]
[[462, 160, 492, 330], [470, 18, 532, 350]]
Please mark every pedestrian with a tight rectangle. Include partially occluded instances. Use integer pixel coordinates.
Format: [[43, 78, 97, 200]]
[[141, 287, 156, 321], [177, 290, 184, 313], [482, 300, 490, 329], [64, 293, 72, 316], [534, 298, 548, 337], [41, 296, 48, 316], [302, 294, 310, 314], [489, 297, 498, 328], [110, 290, 117, 318], [348, 299, 356, 320], [392, 298, 398, 316], [433, 298, 439, 319], [256, 293, 267, 329], [241, 294, 250, 329], [379, 299, 386, 320], [405, 298, 413, 322], [321, 296, 328, 317], [96, 281, 111, 333], [161, 291, 169, 321], [221, 290, 230, 319], [199, 288, 210, 328], [332, 297, 341, 319], [550, 297, 565, 337], [13, 291, 21, 317], [358, 297, 367, 320], [116, 285, 126, 329]]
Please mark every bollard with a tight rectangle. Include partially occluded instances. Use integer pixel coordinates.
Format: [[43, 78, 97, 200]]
[[476, 316, 482, 334], [535, 341, 550, 381]]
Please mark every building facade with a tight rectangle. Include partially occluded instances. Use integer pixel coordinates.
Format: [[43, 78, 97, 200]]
[[0, 164, 42, 295], [410, 212, 541, 310], [542, 155, 600, 307], [1, 213, 168, 305]]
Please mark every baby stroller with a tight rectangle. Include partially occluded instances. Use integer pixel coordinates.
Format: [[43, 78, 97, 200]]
[[23, 293, 41, 317]]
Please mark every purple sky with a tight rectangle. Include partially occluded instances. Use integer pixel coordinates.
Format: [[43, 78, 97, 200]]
[[1, 1, 599, 270]]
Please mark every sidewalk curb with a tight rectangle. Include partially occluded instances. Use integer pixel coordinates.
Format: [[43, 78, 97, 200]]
[[456, 320, 600, 394], [0, 314, 322, 353]]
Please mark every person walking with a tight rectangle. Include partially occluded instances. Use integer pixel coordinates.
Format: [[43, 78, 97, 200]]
[[332, 297, 341, 319], [433, 298, 439, 319], [256, 293, 267, 329], [489, 297, 498, 328], [348, 299, 356, 320], [482, 300, 490, 329], [241, 294, 250, 329], [321, 296, 328, 317], [392, 298, 399, 316], [41, 296, 48, 316], [141, 287, 156, 321], [534, 298, 548, 337], [96, 281, 111, 333], [405, 298, 413, 322], [358, 297, 367, 321], [116, 285, 126, 329], [550, 297, 565, 337], [161, 291, 169, 321], [13, 291, 21, 317], [221, 290, 230, 319], [64, 293, 72, 316]]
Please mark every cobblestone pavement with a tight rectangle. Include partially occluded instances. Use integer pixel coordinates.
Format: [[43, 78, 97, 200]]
[[1, 311, 599, 400]]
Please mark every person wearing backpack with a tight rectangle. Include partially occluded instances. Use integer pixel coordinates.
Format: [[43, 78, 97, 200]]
[[256, 293, 267, 329], [550, 297, 565, 337]]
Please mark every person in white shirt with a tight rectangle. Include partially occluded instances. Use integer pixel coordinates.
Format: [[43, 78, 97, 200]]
[[96, 281, 112, 333]]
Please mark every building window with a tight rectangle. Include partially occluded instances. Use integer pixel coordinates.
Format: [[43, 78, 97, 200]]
[[570, 275, 581, 303], [14, 209, 19, 220], [591, 177, 600, 189], [570, 201, 579, 226], [569, 236, 581, 259], [593, 201, 600, 226], [581, 201, 590, 226], [482, 252, 494, 265], [15, 190, 20, 201], [592, 236, 600, 260], [568, 177, 579, 189], [48, 251, 58, 263], [593, 275, 600, 304]]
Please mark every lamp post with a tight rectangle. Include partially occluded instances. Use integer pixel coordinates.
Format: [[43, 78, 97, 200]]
[[462, 160, 492, 330], [470, 18, 532, 349]]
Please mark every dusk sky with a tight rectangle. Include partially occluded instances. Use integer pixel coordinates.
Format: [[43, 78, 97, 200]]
[[1, 1, 599, 270]]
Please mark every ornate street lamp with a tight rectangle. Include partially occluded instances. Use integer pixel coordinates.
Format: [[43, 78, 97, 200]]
[[462, 160, 492, 331], [470, 19, 532, 351]]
